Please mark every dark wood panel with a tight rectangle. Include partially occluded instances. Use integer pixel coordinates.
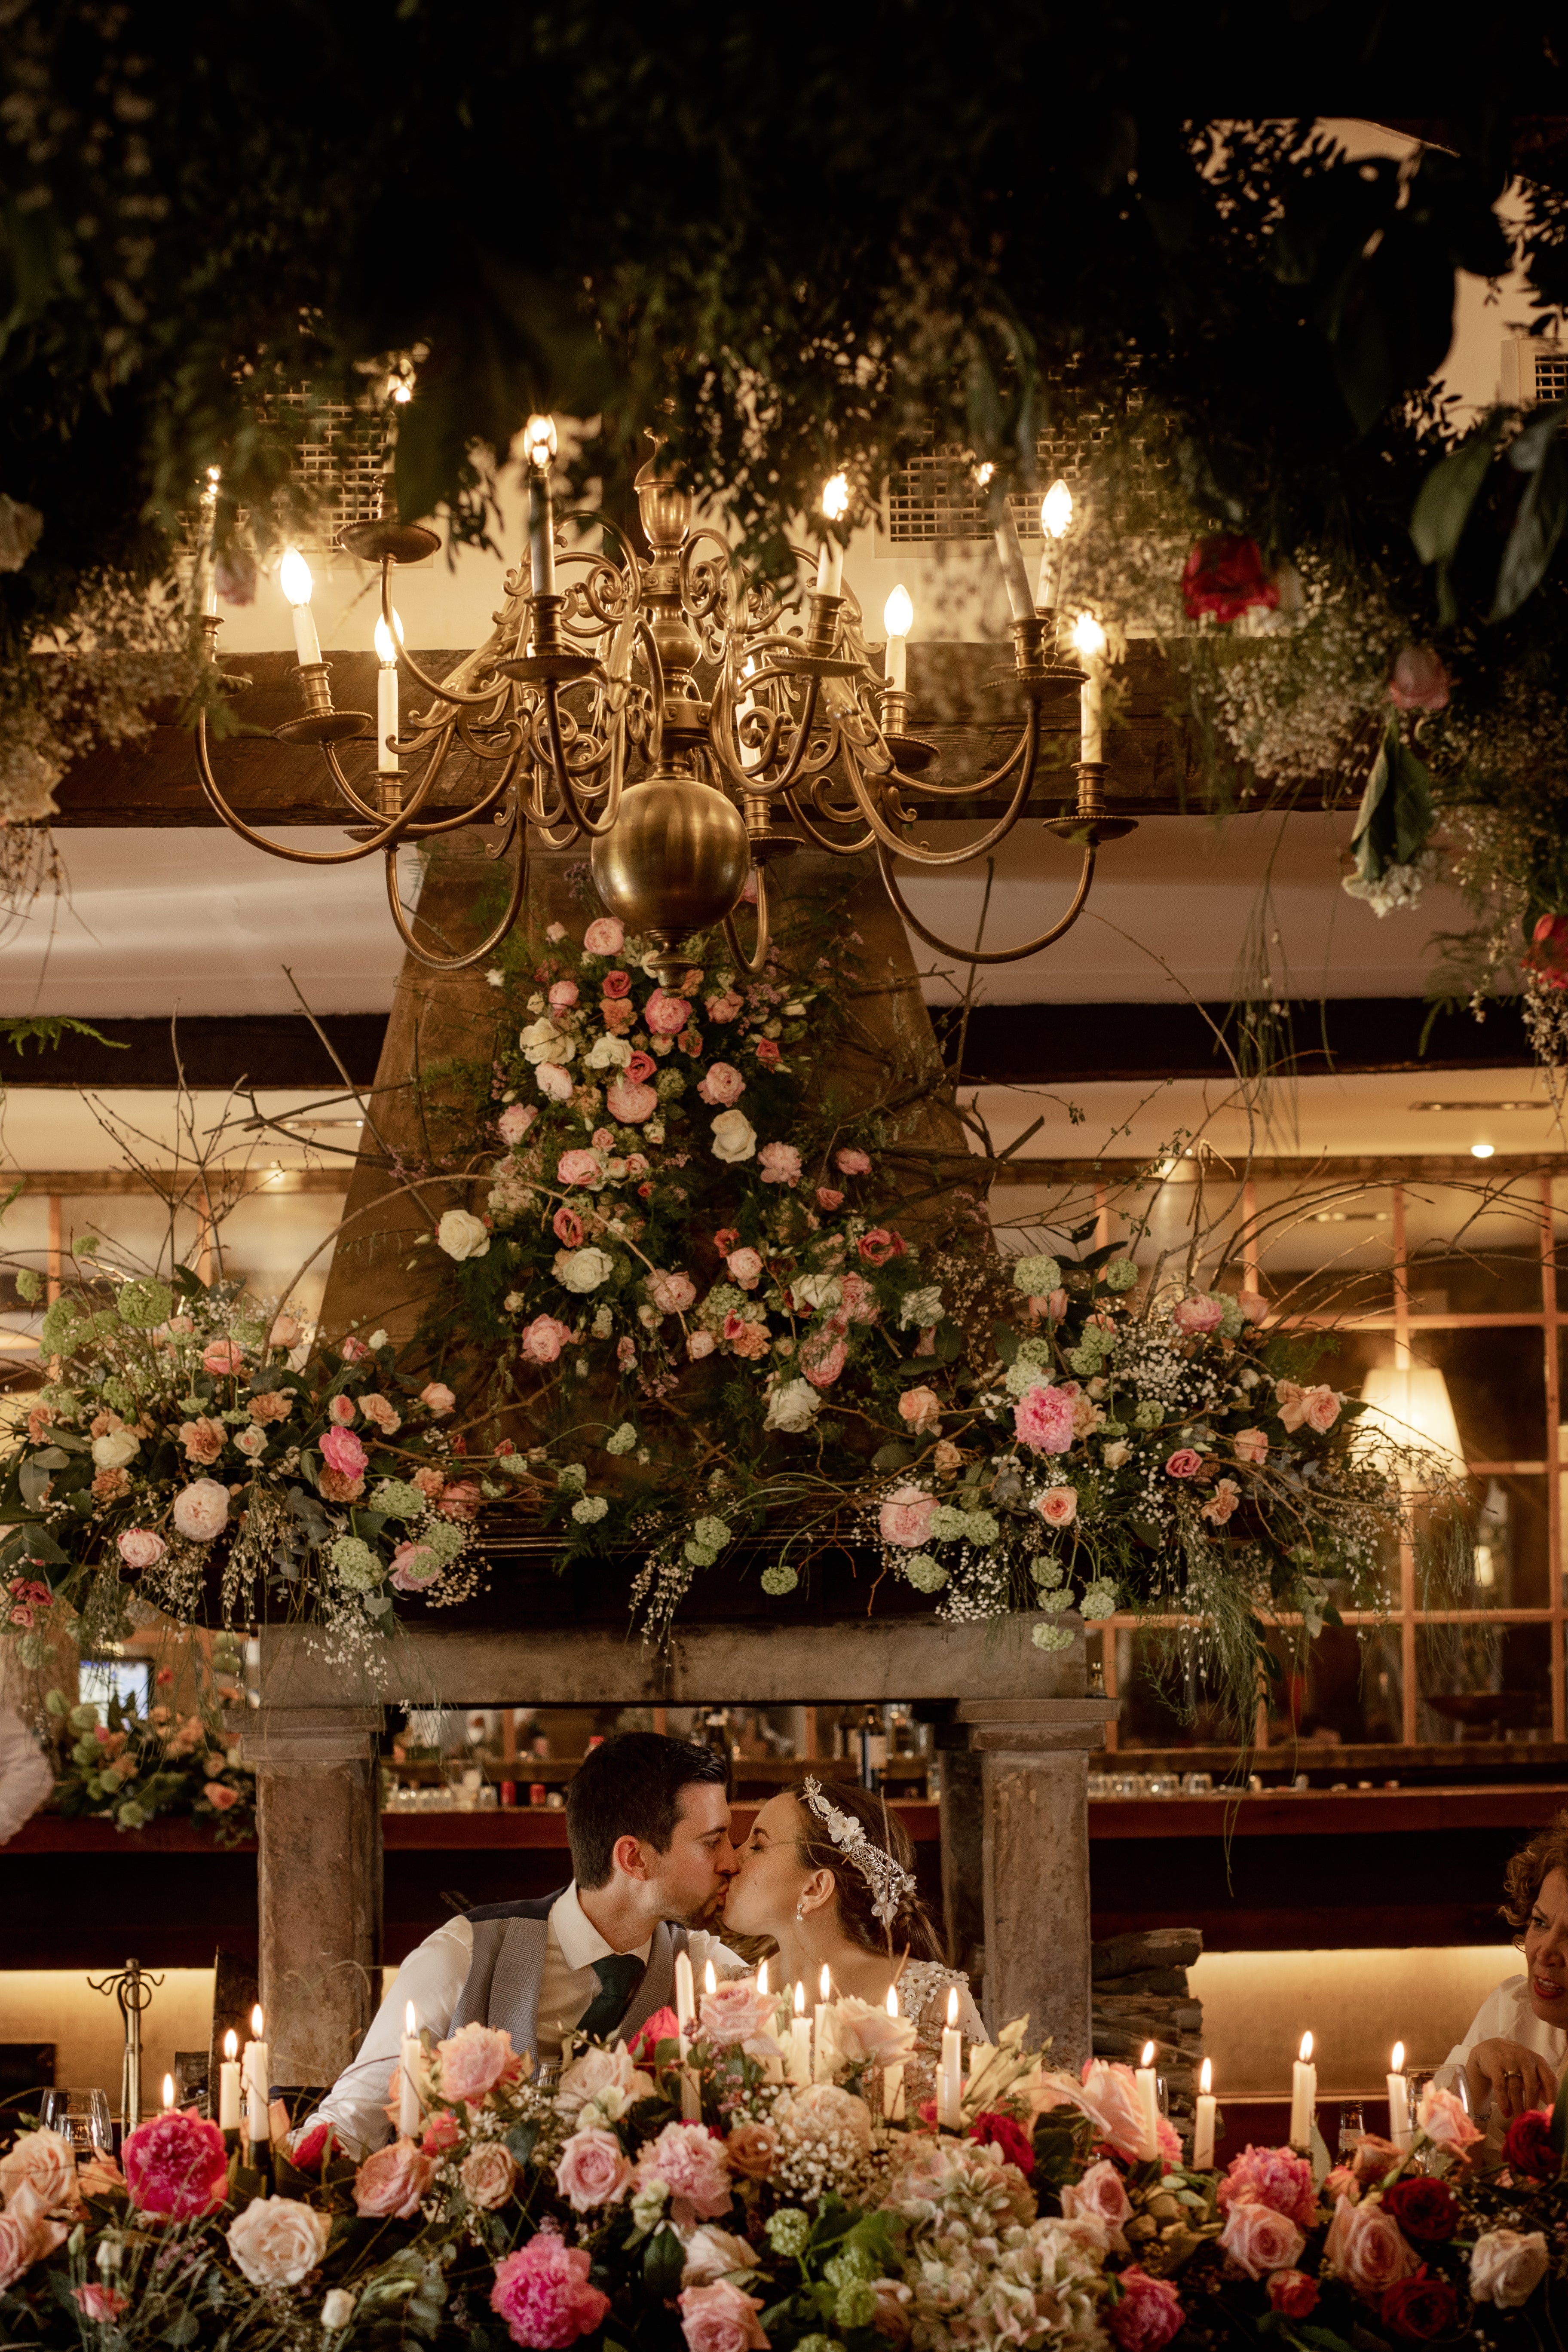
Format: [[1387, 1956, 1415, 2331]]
[[1089, 1785, 1568, 1839], [0, 1015, 387, 1090]]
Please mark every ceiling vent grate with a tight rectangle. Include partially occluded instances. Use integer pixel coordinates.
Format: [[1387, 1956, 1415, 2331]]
[[1501, 339, 1568, 407], [262, 392, 392, 550], [883, 411, 1124, 545]]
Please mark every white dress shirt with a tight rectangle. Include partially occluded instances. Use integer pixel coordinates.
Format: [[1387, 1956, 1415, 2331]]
[[1436, 1972, 1568, 2100], [312, 1886, 736, 2155]]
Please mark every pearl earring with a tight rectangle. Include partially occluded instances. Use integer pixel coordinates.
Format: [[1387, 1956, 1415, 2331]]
[[795, 1901, 806, 1922]]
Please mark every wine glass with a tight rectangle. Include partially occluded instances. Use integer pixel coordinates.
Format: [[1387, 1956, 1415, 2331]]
[[40, 2088, 113, 2155]]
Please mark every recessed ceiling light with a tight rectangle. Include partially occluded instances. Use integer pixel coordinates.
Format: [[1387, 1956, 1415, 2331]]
[[1471, 1143, 1495, 1159], [1411, 1100, 1534, 1113]]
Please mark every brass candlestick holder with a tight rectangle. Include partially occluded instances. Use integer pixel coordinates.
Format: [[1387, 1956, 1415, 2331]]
[[89, 1956, 164, 2137]]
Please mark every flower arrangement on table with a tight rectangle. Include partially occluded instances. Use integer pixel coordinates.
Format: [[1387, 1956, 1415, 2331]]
[[40, 1669, 255, 1842], [6, 1976, 1568, 2352]]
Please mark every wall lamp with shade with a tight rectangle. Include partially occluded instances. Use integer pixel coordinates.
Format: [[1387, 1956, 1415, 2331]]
[[1357, 1365, 1468, 1488]]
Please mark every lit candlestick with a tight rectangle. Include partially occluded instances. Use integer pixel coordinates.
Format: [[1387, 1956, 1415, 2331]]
[[279, 549, 321, 670], [200, 467, 221, 619], [816, 473, 848, 598], [814, 1961, 833, 2082], [883, 585, 913, 696], [882, 1984, 905, 2121], [789, 1981, 812, 2087], [218, 2028, 241, 2132], [1135, 2040, 1161, 2163], [1193, 2057, 1216, 2170], [1387, 2040, 1411, 2153], [1035, 478, 1072, 611], [523, 413, 558, 597], [399, 2000, 421, 2138], [374, 612, 401, 775], [1071, 612, 1106, 763], [993, 500, 1035, 624], [243, 2003, 270, 2144], [1289, 2031, 1317, 2152], [674, 1949, 698, 2119], [757, 1959, 769, 1999], [162, 2073, 175, 2111], [937, 1985, 962, 2128]]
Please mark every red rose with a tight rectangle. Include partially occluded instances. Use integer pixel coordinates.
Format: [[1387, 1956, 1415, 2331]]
[[291, 2122, 337, 2170], [1524, 913, 1568, 992], [1381, 2267, 1462, 2342], [602, 970, 632, 999], [628, 2005, 680, 2061], [1503, 2106, 1557, 2182], [1383, 2177, 1459, 2243], [1180, 533, 1280, 625], [1267, 2271, 1319, 2320], [966, 2111, 1034, 2177], [858, 1228, 905, 1267]]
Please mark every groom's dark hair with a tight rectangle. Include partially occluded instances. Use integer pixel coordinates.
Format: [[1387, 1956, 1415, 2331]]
[[568, 1731, 729, 1888]]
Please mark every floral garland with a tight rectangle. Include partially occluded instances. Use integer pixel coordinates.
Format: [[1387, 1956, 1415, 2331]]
[[3, 1972, 1568, 2351], [40, 1672, 254, 1843]]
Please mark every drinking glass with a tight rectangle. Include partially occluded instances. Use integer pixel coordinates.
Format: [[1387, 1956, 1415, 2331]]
[[40, 2089, 113, 2155]]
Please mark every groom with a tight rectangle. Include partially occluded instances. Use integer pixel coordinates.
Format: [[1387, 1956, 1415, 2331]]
[[309, 1731, 740, 2153]]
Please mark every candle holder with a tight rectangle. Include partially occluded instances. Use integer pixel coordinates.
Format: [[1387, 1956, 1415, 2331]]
[[878, 685, 940, 778], [273, 662, 373, 749], [1043, 759, 1139, 844]]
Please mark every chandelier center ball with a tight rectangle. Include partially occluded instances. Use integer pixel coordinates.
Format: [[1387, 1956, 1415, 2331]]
[[589, 772, 752, 941]]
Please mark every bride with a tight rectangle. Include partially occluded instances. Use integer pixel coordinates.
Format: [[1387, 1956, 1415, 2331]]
[[723, 1774, 988, 2091]]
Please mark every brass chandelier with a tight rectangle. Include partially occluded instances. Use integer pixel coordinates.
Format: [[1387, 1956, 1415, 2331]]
[[194, 425, 1136, 982]]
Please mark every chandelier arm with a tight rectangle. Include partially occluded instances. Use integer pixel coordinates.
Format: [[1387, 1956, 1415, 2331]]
[[383, 820, 530, 972], [779, 787, 876, 856], [745, 675, 823, 797], [193, 709, 430, 865], [856, 723, 1041, 801], [837, 703, 1041, 867], [318, 726, 463, 828], [720, 864, 773, 977], [637, 616, 668, 770], [536, 678, 624, 839], [378, 751, 527, 841], [378, 563, 521, 711], [874, 835, 1098, 964]]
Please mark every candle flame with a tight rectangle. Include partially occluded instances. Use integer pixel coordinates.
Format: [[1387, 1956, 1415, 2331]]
[[973, 460, 995, 488], [224, 2029, 238, 2060], [883, 584, 914, 639], [1142, 2042, 1156, 2067], [1041, 479, 1073, 539], [162, 2074, 175, 2109], [251, 2004, 264, 2038], [279, 548, 313, 609], [1071, 610, 1106, 661], [886, 1984, 899, 2018], [820, 472, 849, 523], [704, 1959, 717, 1996], [793, 1980, 805, 2017], [757, 1960, 769, 1998], [819, 1963, 831, 2003], [1300, 2031, 1313, 2064], [1391, 2041, 1404, 2073], [523, 413, 558, 470], [946, 1985, 958, 2027], [1200, 2057, 1212, 2095], [374, 614, 401, 665]]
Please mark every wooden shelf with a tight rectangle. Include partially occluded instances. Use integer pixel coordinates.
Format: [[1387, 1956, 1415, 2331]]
[[1090, 1784, 1568, 1840]]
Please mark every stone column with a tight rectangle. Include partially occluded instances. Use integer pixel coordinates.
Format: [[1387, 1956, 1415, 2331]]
[[243, 1707, 383, 2092]]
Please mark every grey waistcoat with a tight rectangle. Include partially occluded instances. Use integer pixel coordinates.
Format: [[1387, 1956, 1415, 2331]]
[[450, 1911, 686, 2063]]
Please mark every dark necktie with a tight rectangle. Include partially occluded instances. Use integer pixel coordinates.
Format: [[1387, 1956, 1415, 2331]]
[[575, 1952, 646, 2043]]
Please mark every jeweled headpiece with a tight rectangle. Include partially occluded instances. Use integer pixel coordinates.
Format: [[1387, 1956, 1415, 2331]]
[[801, 1775, 917, 1929]]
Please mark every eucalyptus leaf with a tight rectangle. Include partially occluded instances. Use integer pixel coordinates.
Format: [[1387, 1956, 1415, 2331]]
[[1494, 431, 1568, 621]]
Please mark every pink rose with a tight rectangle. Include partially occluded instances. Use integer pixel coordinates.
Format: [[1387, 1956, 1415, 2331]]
[[698, 1063, 746, 1107], [205, 1781, 240, 1810], [1232, 1427, 1268, 1466], [645, 989, 691, 1036], [353, 2138, 437, 2218], [490, 2233, 609, 2350], [122, 2109, 229, 2218], [628, 2006, 682, 2062], [437, 2020, 522, 2103], [1236, 1290, 1268, 1324], [1037, 1487, 1078, 1526], [1388, 646, 1451, 712], [754, 1038, 781, 1067], [898, 1385, 942, 1435], [726, 1247, 764, 1290], [1268, 2272, 1320, 2319], [499, 1103, 537, 1145], [171, 1478, 230, 1543], [1201, 1476, 1241, 1525], [321, 1425, 369, 1480], [553, 1207, 584, 1247], [202, 1339, 246, 1375], [698, 1979, 777, 2046], [537, 1062, 574, 1101], [117, 1528, 166, 1570], [759, 1141, 801, 1186], [269, 1312, 302, 1348], [1172, 1294, 1224, 1336], [1324, 2196, 1418, 2298], [548, 980, 579, 1011], [439, 1478, 481, 1521], [391, 1543, 442, 1592], [625, 1049, 656, 1082], [1061, 2156, 1131, 2233], [678, 2279, 769, 2352], [801, 1331, 847, 1388], [879, 1483, 936, 1547], [461, 2143, 518, 2210], [704, 991, 744, 1022], [1324, 2166, 1361, 2204], [328, 1393, 357, 1426], [606, 1078, 658, 1124], [1415, 2082, 1483, 2150], [420, 1381, 456, 1416], [648, 1271, 697, 1316], [1276, 1380, 1341, 1434], [555, 2126, 633, 2212], [688, 1330, 716, 1360], [1108, 2266, 1183, 2352], [0, 2184, 66, 2291], [836, 1146, 872, 1175], [584, 917, 625, 955], [1013, 1383, 1075, 1455], [601, 969, 633, 1001], [1220, 2200, 1307, 2279], [816, 1185, 844, 1211], [1218, 2145, 1316, 2227], [840, 1272, 880, 1323], [75, 2286, 129, 2324], [361, 1393, 402, 1435], [557, 1148, 603, 1189], [635, 2121, 733, 2225], [1066, 2060, 1154, 2162], [725, 2121, 779, 2180], [0, 2128, 78, 2211], [858, 1227, 903, 1266], [1164, 1449, 1203, 1478]]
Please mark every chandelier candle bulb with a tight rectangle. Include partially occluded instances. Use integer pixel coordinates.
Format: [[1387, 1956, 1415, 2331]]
[[1036, 478, 1072, 609], [789, 1980, 812, 2088], [524, 413, 559, 597], [937, 1985, 962, 2129], [199, 466, 220, 619], [994, 501, 1035, 624], [374, 614, 400, 774], [1387, 2042, 1411, 2152], [1289, 2031, 1317, 2151], [1135, 2040, 1161, 2162], [399, 2001, 421, 2138], [882, 1984, 905, 2120], [815, 472, 849, 598], [883, 585, 913, 695], [1193, 2058, 1216, 2169], [218, 2029, 241, 2133], [1071, 612, 1106, 763], [279, 549, 321, 669]]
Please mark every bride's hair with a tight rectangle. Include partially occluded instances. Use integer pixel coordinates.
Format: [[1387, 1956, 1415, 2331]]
[[794, 1779, 944, 1962]]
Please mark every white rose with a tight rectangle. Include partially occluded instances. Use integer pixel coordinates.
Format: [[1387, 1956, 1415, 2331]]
[[765, 1379, 822, 1434], [790, 1274, 842, 1314], [897, 1285, 945, 1329], [680, 2226, 757, 2288], [233, 1426, 267, 1458], [91, 1428, 140, 1468], [322, 2289, 357, 2331], [437, 1209, 491, 1261], [557, 2043, 653, 2114], [225, 2194, 331, 2288], [1102, 1440, 1131, 1469], [556, 1247, 615, 1294], [1471, 2229, 1550, 2308], [585, 1034, 633, 1070], [775, 2082, 873, 2155], [519, 1017, 574, 1065], [172, 1478, 230, 1543], [710, 1109, 757, 1164], [536, 1062, 574, 1102]]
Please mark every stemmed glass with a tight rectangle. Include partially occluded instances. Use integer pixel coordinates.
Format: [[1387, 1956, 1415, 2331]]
[[40, 2088, 113, 2155]]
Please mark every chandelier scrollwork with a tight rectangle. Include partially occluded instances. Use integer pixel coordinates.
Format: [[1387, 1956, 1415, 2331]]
[[193, 424, 1137, 980]]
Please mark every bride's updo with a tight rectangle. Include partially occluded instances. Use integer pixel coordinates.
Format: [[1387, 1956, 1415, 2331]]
[[794, 1778, 944, 1962]]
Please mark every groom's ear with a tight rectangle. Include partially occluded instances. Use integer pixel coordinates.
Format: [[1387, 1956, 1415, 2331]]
[[611, 1831, 653, 1883]]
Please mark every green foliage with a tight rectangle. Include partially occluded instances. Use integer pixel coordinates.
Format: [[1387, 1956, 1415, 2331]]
[[0, 1017, 124, 1058]]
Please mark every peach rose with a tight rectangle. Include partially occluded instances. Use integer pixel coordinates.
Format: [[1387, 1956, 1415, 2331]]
[[1037, 1487, 1078, 1527], [226, 2193, 332, 2287], [460, 2143, 518, 2210], [0, 2129, 77, 2211], [1416, 2081, 1483, 2150], [436, 2020, 521, 2102], [898, 1385, 942, 1435], [202, 1339, 246, 1375], [117, 1528, 166, 1570], [1323, 2196, 1418, 2298], [648, 1271, 697, 1316], [1219, 2200, 1306, 2280], [726, 1247, 764, 1290], [677, 2279, 769, 2352], [420, 1382, 456, 1416], [1232, 1427, 1268, 1466], [555, 2127, 633, 2212], [723, 2121, 779, 2181], [352, 2139, 435, 2218], [0, 2184, 67, 2291]]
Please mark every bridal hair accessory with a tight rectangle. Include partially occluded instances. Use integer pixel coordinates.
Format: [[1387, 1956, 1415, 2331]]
[[801, 1775, 917, 1929]]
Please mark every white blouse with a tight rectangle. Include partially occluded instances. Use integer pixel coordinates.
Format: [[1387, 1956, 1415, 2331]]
[[1436, 1973, 1568, 2095]]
